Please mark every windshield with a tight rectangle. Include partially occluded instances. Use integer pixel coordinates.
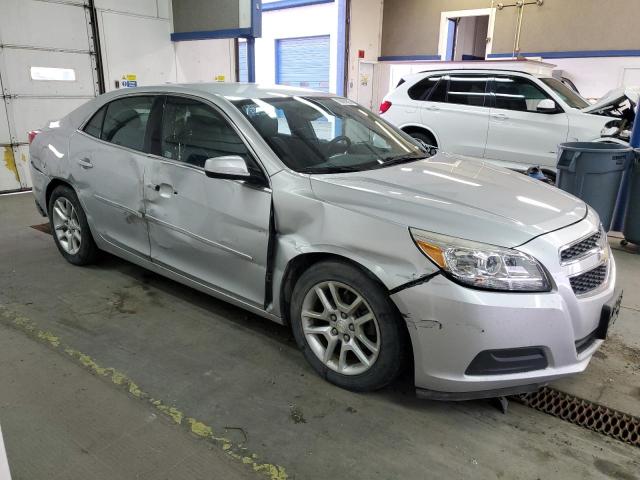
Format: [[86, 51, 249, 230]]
[[540, 78, 589, 109], [231, 96, 429, 174]]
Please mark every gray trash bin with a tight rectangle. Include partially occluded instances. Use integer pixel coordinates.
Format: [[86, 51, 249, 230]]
[[623, 150, 640, 244], [556, 142, 634, 230]]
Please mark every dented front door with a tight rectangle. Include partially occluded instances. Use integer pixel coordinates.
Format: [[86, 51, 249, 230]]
[[145, 160, 271, 306], [70, 131, 151, 258], [144, 95, 271, 306]]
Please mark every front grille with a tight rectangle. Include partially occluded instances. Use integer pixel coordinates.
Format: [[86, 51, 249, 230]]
[[569, 264, 608, 295], [561, 231, 602, 263]]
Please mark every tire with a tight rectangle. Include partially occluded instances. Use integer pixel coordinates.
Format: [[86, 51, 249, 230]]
[[48, 185, 98, 266], [407, 130, 437, 148], [290, 260, 407, 392]]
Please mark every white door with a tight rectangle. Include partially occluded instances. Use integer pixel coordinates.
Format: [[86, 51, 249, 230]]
[[419, 74, 490, 156], [0, 0, 99, 192], [484, 75, 569, 168], [356, 62, 375, 111]]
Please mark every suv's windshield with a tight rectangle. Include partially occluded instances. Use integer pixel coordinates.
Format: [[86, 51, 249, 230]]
[[540, 78, 589, 109], [231, 96, 429, 174]]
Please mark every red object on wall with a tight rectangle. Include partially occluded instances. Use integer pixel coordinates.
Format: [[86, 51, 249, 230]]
[[358, 49, 365, 59]]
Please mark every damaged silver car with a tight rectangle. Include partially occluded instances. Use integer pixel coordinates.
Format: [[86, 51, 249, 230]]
[[29, 84, 620, 399]]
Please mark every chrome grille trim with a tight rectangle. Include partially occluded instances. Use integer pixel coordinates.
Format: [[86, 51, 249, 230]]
[[559, 230, 602, 265], [569, 263, 608, 296]]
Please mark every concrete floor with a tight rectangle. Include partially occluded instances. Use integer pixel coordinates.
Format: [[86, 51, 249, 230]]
[[1, 191, 639, 480]]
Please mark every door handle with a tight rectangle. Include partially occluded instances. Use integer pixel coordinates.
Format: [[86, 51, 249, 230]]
[[425, 105, 440, 111], [491, 113, 508, 120], [148, 183, 178, 196], [78, 158, 93, 169]]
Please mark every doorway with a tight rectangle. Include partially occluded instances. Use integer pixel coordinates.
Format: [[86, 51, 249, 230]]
[[438, 8, 496, 62]]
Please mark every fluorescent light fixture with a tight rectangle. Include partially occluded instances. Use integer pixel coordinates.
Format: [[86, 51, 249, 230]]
[[30, 66, 76, 81]]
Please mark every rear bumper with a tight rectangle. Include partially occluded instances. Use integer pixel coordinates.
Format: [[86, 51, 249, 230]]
[[391, 256, 616, 398]]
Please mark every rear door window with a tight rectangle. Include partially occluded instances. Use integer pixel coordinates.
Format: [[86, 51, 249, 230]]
[[101, 96, 154, 151], [445, 75, 489, 107]]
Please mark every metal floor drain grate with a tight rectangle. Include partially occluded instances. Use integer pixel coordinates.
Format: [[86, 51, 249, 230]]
[[516, 387, 639, 447]]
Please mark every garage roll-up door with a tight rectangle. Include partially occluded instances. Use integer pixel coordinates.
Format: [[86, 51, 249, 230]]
[[238, 41, 248, 82], [0, 0, 99, 192], [276, 35, 330, 92]]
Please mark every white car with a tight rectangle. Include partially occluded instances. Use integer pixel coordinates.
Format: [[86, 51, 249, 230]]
[[380, 69, 637, 174]]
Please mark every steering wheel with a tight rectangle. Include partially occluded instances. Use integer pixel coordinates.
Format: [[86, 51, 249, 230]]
[[326, 135, 352, 156]]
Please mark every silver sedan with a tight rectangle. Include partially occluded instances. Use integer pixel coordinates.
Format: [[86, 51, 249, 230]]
[[29, 83, 619, 399]]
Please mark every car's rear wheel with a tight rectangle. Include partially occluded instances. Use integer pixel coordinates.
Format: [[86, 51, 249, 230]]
[[48, 185, 98, 265], [290, 260, 406, 392]]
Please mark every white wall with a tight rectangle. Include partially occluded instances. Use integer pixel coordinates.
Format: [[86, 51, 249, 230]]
[[551, 57, 640, 100], [346, 0, 384, 102], [175, 39, 236, 83], [96, 0, 176, 91], [255, 3, 339, 92]]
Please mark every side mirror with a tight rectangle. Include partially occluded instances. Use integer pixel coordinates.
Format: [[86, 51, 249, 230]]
[[204, 155, 251, 180], [536, 98, 559, 113]]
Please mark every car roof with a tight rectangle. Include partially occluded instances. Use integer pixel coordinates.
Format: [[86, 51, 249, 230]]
[[109, 82, 336, 100]]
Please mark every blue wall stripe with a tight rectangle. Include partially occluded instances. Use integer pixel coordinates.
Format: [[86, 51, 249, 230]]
[[378, 55, 441, 62], [488, 50, 640, 59], [171, 27, 253, 42], [262, 0, 334, 12]]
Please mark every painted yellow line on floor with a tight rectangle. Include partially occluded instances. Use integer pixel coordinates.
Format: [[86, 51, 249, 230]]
[[0, 306, 288, 480], [0, 425, 12, 480]]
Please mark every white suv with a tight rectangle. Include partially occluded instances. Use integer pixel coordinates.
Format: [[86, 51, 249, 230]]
[[380, 69, 636, 173]]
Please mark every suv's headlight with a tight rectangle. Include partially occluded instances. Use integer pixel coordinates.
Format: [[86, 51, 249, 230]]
[[410, 228, 551, 292]]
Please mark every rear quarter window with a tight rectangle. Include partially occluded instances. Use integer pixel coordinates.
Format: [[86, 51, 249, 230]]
[[83, 106, 106, 139], [408, 76, 441, 100]]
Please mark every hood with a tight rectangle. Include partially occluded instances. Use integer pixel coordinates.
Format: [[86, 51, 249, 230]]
[[309, 153, 587, 248], [582, 86, 640, 114]]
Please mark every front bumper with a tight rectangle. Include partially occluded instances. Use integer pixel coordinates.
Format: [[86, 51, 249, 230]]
[[391, 213, 617, 399]]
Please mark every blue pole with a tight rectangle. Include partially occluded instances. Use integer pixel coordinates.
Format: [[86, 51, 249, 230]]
[[611, 102, 639, 231], [631, 102, 640, 148], [247, 37, 256, 83]]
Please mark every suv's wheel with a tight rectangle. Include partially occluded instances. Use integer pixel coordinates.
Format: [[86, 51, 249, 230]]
[[408, 130, 437, 148], [290, 260, 406, 392], [48, 185, 98, 265]]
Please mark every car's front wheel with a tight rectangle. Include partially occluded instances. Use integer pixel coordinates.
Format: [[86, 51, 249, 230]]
[[407, 130, 437, 149], [48, 185, 98, 265], [290, 260, 407, 392]]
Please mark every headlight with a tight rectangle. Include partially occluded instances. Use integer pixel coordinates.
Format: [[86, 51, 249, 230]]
[[410, 228, 551, 292]]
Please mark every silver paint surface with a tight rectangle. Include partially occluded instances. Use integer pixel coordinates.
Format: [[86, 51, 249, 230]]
[[29, 83, 616, 395]]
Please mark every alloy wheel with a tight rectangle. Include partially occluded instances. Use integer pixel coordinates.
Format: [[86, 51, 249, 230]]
[[301, 281, 380, 375], [52, 197, 82, 255]]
